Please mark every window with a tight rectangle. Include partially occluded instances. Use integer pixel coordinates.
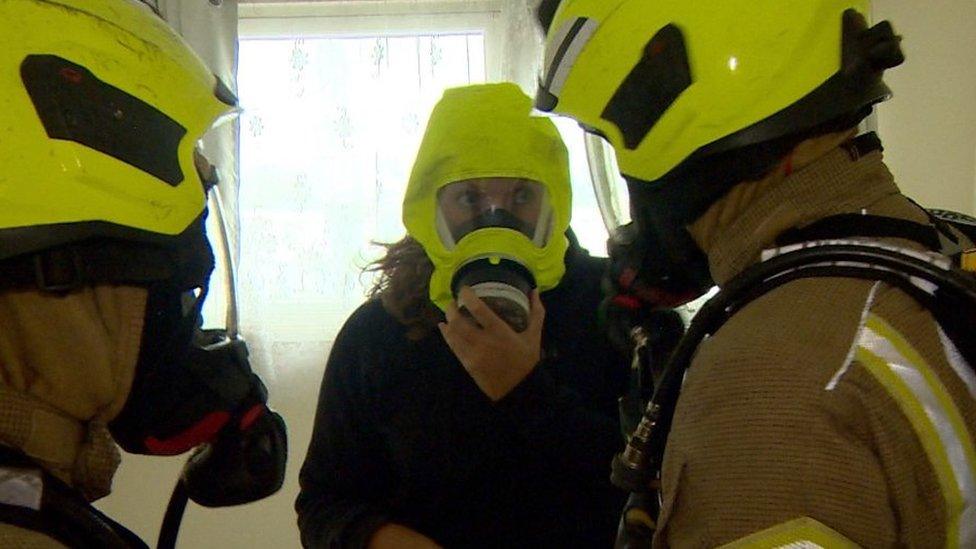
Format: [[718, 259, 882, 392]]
[[236, 2, 609, 364]]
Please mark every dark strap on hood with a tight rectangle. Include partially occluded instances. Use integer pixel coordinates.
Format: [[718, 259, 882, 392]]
[[776, 213, 943, 251], [0, 237, 212, 293]]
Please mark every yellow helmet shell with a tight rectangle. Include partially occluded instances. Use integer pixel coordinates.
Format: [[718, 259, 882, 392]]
[[0, 0, 234, 259], [537, 0, 871, 183], [403, 83, 572, 311]]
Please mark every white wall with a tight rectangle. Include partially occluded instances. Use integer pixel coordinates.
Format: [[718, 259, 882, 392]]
[[873, 0, 976, 214]]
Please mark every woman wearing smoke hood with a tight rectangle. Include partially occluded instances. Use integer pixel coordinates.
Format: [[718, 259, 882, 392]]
[[296, 83, 633, 548]]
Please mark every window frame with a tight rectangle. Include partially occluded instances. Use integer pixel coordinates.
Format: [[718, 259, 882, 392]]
[[239, 1, 506, 80]]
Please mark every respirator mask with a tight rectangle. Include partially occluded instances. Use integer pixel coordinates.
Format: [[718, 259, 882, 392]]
[[401, 83, 573, 327], [435, 178, 556, 331]]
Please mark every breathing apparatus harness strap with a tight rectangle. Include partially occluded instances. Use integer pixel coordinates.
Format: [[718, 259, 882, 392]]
[[610, 215, 976, 544], [776, 213, 941, 250], [0, 445, 148, 548]]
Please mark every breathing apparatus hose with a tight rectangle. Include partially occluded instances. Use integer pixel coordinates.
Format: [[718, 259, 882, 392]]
[[157, 480, 189, 549], [611, 243, 976, 547], [156, 187, 243, 549]]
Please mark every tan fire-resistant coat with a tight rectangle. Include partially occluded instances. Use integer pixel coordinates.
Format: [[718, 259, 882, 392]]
[[654, 134, 976, 548]]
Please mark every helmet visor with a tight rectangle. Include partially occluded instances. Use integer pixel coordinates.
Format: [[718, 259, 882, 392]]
[[435, 178, 553, 249]]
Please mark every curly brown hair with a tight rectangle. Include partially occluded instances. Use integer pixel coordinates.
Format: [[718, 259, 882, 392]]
[[366, 236, 443, 340]]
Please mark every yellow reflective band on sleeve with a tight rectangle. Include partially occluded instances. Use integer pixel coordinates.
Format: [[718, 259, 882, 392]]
[[961, 249, 976, 273], [856, 314, 976, 548], [717, 517, 860, 549], [623, 507, 655, 530]]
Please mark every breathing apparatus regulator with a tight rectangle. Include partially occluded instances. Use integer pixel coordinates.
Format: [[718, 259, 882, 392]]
[[0, 0, 285, 546], [403, 83, 573, 331]]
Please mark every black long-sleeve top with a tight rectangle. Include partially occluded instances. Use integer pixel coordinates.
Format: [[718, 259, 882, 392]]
[[296, 246, 629, 548]]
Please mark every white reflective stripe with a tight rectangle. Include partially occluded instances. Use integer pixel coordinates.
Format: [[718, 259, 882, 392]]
[[0, 466, 42, 511], [937, 324, 976, 400], [826, 281, 881, 391], [857, 315, 976, 548], [762, 239, 952, 269], [908, 275, 938, 295], [543, 17, 579, 83], [760, 240, 945, 298], [544, 18, 599, 98]]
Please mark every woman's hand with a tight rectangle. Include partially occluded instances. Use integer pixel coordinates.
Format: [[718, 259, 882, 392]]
[[439, 286, 545, 401]]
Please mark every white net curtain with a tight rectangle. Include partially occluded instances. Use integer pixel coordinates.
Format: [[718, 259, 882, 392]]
[[224, 0, 607, 377], [237, 31, 488, 376]]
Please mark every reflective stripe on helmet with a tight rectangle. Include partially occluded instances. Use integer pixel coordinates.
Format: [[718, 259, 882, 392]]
[[538, 17, 599, 110]]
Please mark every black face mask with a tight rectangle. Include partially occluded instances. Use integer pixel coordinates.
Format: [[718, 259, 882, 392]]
[[448, 208, 538, 244], [108, 282, 286, 507], [605, 193, 714, 312], [178, 331, 287, 508]]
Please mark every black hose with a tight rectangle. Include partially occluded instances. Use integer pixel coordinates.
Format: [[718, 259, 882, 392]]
[[157, 479, 189, 549]]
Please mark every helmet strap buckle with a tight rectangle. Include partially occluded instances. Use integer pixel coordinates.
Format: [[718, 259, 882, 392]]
[[33, 248, 84, 293]]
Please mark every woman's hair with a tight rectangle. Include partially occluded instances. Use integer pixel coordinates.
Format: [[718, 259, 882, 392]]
[[366, 236, 442, 340]]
